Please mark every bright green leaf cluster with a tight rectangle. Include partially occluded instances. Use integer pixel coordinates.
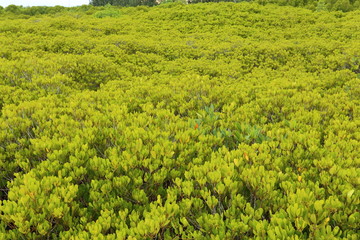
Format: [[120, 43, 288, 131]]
[[0, 3, 359, 239]]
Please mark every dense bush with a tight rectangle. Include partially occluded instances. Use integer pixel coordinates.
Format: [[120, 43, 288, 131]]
[[0, 2, 359, 239]]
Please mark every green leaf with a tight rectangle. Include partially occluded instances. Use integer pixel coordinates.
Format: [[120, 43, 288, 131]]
[[347, 189, 355, 199], [314, 200, 324, 212]]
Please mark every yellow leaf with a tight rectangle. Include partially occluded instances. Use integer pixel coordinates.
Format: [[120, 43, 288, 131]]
[[234, 158, 240, 167]]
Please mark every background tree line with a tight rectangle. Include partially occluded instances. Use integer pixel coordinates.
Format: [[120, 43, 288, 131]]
[[88, 0, 360, 11], [0, 0, 359, 15]]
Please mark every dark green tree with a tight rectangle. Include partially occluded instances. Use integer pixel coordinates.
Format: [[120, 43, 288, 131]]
[[5, 4, 22, 13]]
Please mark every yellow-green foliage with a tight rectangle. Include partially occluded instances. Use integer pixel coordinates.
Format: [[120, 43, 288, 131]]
[[0, 3, 359, 239]]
